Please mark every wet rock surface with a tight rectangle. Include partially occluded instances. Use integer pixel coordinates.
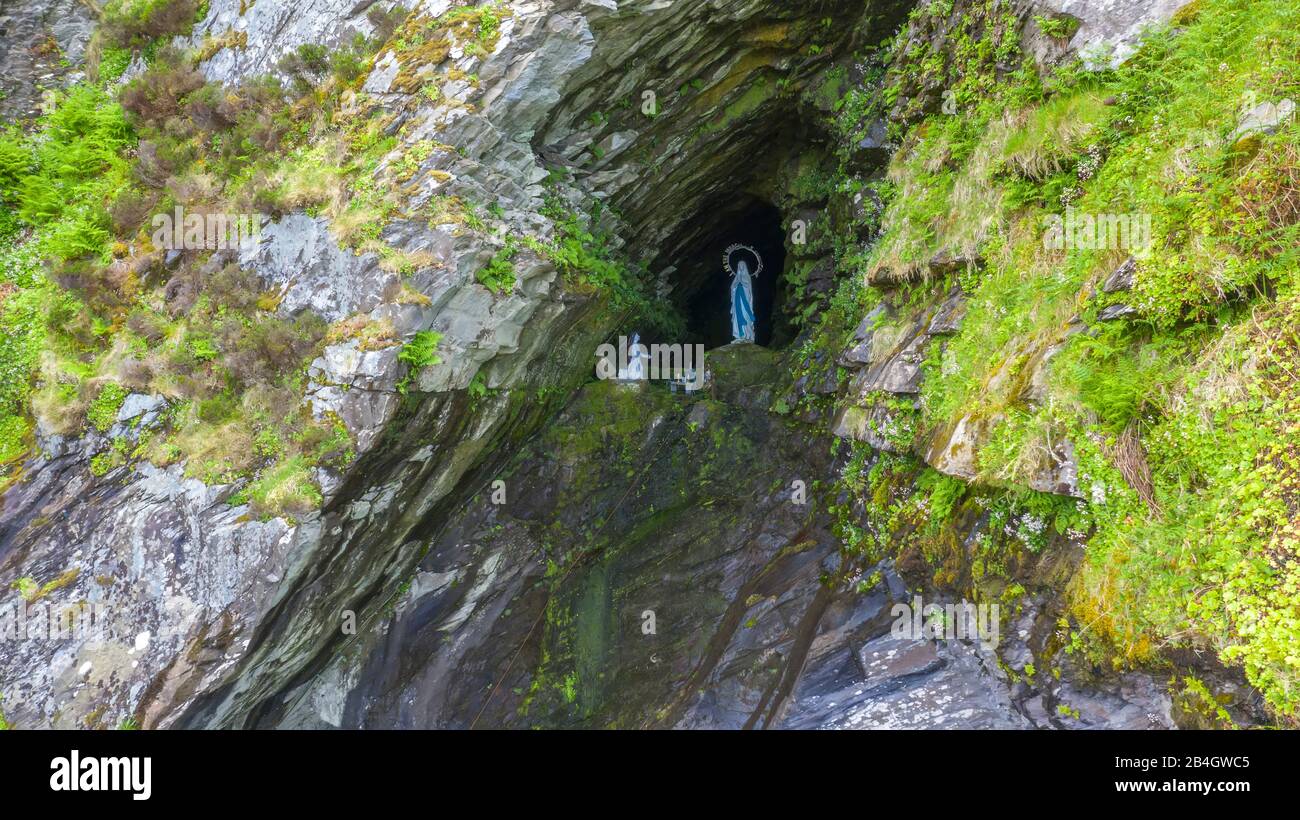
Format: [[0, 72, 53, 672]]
[[0, 437, 294, 729], [265, 346, 1171, 729], [0, 0, 94, 121], [0, 0, 92, 120], [785, 634, 1027, 729]]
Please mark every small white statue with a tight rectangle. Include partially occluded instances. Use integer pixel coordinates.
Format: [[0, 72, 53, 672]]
[[618, 332, 649, 381]]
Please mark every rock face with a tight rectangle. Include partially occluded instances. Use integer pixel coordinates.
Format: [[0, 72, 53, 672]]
[[0, 0, 95, 120], [1029, 0, 1195, 68], [186, 0, 390, 84], [1232, 97, 1297, 142], [238, 215, 397, 323], [0, 435, 294, 729], [0, 0, 914, 730], [266, 346, 1170, 729], [0, 0, 1223, 731]]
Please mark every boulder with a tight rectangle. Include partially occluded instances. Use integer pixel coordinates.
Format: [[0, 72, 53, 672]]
[[927, 285, 968, 334], [1098, 303, 1138, 321], [1231, 98, 1296, 143], [1030, 0, 1198, 69], [1101, 256, 1137, 293]]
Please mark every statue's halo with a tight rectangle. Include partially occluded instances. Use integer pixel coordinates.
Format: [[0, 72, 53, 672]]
[[723, 243, 763, 278]]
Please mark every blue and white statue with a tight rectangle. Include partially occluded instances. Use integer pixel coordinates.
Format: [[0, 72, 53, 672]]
[[725, 244, 762, 344]]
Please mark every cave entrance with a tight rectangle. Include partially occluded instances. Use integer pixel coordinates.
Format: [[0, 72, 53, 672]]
[[671, 196, 790, 350]]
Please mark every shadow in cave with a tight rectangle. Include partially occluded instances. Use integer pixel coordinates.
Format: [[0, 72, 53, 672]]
[[672, 197, 791, 350]]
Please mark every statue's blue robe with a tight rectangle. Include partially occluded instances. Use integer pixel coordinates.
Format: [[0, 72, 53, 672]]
[[730, 264, 756, 342]]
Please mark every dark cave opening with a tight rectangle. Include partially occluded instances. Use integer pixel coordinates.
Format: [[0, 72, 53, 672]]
[[671, 197, 791, 350]]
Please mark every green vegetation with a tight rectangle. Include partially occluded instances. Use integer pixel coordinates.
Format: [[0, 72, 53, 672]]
[[476, 241, 517, 293], [452, 3, 507, 57], [810, 0, 1300, 720], [10, 569, 80, 604], [10, 577, 38, 602], [0, 242, 49, 480], [1, 83, 132, 263], [96, 47, 134, 85], [0, 8, 416, 511], [0, 0, 668, 518], [101, 0, 204, 50], [1034, 14, 1081, 42], [234, 455, 324, 521], [396, 330, 443, 393], [386, 4, 509, 91], [86, 382, 129, 432], [1176, 675, 1236, 728], [467, 371, 489, 400], [530, 195, 684, 336]]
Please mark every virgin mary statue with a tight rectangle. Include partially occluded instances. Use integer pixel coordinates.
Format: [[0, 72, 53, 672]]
[[725, 244, 761, 344]]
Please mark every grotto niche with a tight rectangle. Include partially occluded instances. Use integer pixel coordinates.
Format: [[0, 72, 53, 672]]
[[670, 196, 791, 350]]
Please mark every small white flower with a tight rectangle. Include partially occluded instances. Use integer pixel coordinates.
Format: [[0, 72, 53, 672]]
[[1090, 482, 1107, 505]]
